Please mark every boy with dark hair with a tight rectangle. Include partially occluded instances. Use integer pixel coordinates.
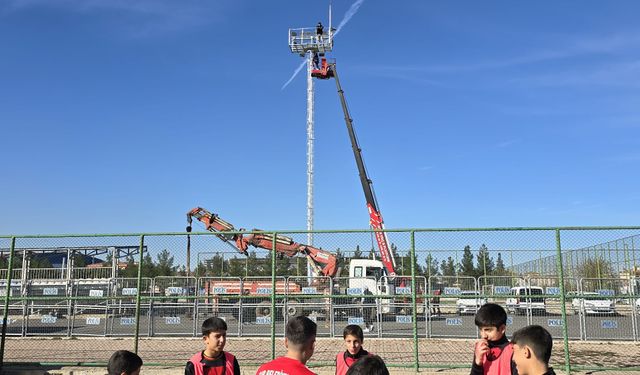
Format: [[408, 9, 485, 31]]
[[186, 317, 240, 375], [256, 316, 317, 375], [345, 355, 389, 375], [511, 325, 555, 375], [336, 324, 371, 375], [470, 303, 517, 375], [107, 350, 143, 375]]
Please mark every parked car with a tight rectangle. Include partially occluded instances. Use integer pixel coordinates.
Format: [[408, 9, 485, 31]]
[[506, 286, 546, 315], [456, 291, 487, 315], [571, 292, 616, 315]]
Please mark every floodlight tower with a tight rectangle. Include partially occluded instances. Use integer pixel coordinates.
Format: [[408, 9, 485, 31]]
[[288, 12, 333, 275]]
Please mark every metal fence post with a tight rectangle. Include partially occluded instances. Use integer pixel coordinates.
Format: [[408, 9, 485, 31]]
[[409, 231, 419, 372], [555, 229, 571, 374], [0, 237, 16, 370], [271, 232, 277, 360], [133, 235, 145, 354]]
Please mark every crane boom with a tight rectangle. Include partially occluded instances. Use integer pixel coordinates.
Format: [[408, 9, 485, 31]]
[[322, 61, 397, 277], [187, 207, 338, 277]]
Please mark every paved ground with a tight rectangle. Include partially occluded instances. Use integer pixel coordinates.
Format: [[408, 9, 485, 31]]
[[2, 337, 639, 374]]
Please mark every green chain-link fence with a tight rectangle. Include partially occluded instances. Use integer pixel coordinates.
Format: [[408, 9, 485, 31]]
[[1, 228, 640, 372]]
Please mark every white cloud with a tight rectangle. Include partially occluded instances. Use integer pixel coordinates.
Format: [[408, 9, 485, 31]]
[[358, 32, 640, 75], [497, 139, 519, 148], [2, 0, 232, 37], [509, 60, 640, 88]]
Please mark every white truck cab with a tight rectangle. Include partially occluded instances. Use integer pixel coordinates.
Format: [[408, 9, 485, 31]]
[[348, 259, 394, 313]]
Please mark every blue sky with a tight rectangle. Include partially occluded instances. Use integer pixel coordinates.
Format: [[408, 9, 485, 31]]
[[1, 0, 639, 235]]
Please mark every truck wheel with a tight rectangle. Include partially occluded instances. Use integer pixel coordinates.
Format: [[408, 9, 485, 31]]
[[256, 301, 272, 318], [284, 302, 303, 318]]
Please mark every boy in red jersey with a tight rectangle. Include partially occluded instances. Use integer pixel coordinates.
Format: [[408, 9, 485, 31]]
[[470, 303, 517, 375], [256, 316, 317, 375], [336, 325, 370, 375], [185, 317, 240, 375]]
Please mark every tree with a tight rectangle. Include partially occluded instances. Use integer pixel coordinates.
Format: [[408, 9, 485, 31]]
[[441, 256, 456, 276], [204, 253, 227, 277], [400, 252, 415, 276], [425, 254, 439, 278], [140, 253, 155, 278], [120, 256, 138, 278], [245, 251, 260, 277], [368, 247, 376, 260], [495, 252, 507, 275], [258, 252, 273, 276], [476, 244, 494, 277], [334, 248, 350, 277], [227, 257, 246, 277], [175, 265, 187, 276], [29, 255, 52, 269], [104, 252, 113, 267], [194, 262, 208, 277], [276, 255, 292, 276], [352, 245, 363, 259], [576, 257, 615, 279], [155, 249, 176, 276], [460, 245, 475, 276], [73, 253, 87, 267]]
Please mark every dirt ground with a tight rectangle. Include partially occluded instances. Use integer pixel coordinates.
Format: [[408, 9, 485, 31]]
[[2, 337, 639, 374]]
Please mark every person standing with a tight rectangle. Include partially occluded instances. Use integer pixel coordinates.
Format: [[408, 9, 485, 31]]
[[316, 22, 324, 44], [470, 303, 517, 375], [185, 317, 240, 375], [511, 325, 556, 375], [256, 316, 317, 375], [362, 287, 376, 333], [336, 325, 371, 375], [431, 288, 442, 315]]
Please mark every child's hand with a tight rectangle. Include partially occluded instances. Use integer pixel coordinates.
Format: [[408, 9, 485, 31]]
[[474, 339, 489, 366]]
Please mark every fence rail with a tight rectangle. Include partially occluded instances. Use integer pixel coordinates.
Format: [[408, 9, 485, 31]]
[[2, 228, 640, 372]]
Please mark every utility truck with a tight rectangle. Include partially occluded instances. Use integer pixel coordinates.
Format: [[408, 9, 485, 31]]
[[187, 207, 418, 321]]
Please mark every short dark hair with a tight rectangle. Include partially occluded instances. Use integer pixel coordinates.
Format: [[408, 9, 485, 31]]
[[343, 324, 364, 341], [511, 325, 553, 364], [202, 317, 228, 336], [475, 303, 507, 328], [345, 355, 389, 375], [107, 350, 142, 375], [286, 316, 317, 346]]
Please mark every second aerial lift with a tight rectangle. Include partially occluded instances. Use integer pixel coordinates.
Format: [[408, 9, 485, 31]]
[[312, 58, 397, 277]]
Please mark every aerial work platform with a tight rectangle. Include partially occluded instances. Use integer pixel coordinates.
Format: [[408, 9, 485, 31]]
[[288, 26, 333, 56]]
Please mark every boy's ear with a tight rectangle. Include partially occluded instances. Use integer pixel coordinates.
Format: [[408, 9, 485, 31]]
[[284, 337, 289, 349], [523, 345, 532, 359], [498, 324, 506, 334]]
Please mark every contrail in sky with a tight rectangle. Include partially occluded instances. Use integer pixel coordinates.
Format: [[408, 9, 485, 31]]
[[281, 0, 366, 90], [333, 0, 365, 38], [281, 60, 307, 90]]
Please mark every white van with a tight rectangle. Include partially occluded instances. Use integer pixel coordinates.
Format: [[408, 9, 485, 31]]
[[506, 286, 546, 315]]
